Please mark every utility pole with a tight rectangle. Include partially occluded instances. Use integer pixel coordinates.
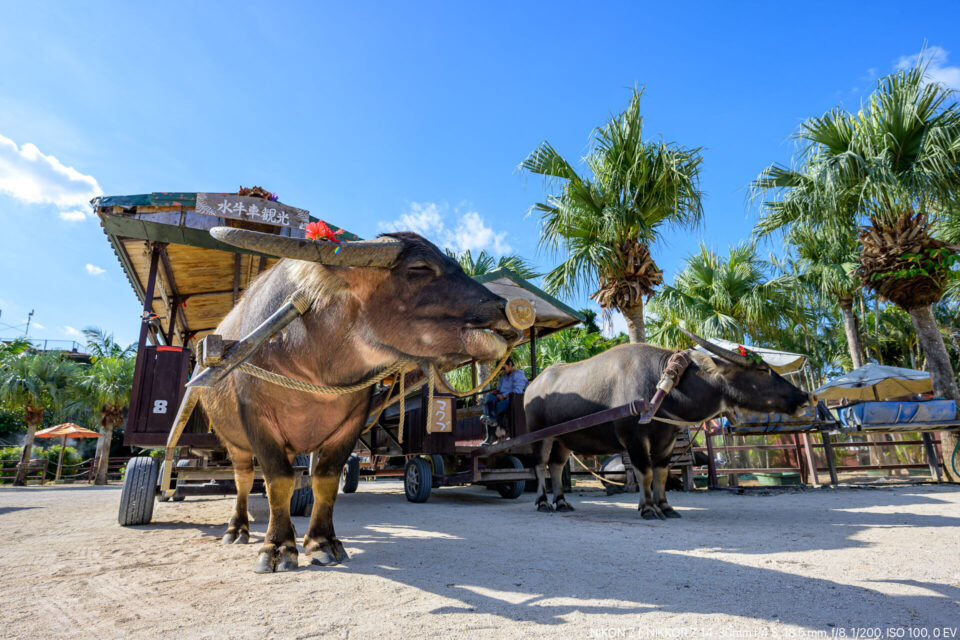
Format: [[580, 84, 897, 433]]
[[24, 309, 34, 337]]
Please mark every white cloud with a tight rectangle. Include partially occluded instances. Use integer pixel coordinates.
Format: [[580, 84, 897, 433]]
[[84, 264, 105, 276], [63, 326, 82, 337], [896, 46, 960, 90], [32, 323, 45, 330], [59, 209, 87, 222], [0, 133, 102, 219], [601, 310, 629, 339], [379, 202, 512, 255]]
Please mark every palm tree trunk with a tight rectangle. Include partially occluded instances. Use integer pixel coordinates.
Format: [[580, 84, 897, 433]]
[[13, 419, 40, 486], [93, 422, 114, 485], [907, 304, 959, 482], [622, 301, 646, 344], [838, 297, 864, 369]]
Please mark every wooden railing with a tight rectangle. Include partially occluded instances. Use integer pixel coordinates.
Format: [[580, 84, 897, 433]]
[[0, 456, 132, 485]]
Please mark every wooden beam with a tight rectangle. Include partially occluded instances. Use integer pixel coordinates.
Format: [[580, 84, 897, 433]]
[[232, 254, 242, 306], [257, 256, 267, 274], [158, 245, 189, 344]]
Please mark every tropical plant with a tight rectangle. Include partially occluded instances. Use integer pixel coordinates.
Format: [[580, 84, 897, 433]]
[[0, 353, 76, 485], [521, 87, 704, 342], [75, 356, 135, 484], [754, 60, 960, 479], [446, 249, 540, 279], [646, 244, 802, 349], [786, 225, 865, 368], [82, 327, 135, 360]]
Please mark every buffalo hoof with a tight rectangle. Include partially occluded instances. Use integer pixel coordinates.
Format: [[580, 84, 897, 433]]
[[222, 530, 250, 545], [536, 500, 554, 513], [554, 499, 575, 513], [253, 546, 298, 573], [660, 506, 682, 519], [305, 537, 349, 566], [640, 505, 666, 521]]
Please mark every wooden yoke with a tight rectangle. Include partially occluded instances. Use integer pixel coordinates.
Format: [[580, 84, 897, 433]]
[[647, 350, 692, 418]]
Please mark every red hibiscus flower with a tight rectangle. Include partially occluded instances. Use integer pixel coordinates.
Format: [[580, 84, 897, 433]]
[[305, 220, 344, 243]]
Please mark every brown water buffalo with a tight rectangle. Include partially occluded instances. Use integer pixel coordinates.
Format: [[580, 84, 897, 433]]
[[203, 230, 520, 572], [523, 335, 813, 519]]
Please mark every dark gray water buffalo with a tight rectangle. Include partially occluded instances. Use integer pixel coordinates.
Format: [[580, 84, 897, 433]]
[[523, 335, 813, 519], [203, 230, 520, 572]]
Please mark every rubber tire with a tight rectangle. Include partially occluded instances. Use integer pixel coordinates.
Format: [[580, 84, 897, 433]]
[[340, 454, 360, 494], [404, 457, 432, 503], [429, 455, 445, 488], [290, 453, 313, 516], [118, 456, 159, 526], [600, 454, 626, 495], [495, 455, 525, 500]]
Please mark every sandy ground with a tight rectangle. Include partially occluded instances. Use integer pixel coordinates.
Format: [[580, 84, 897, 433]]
[[0, 481, 958, 640]]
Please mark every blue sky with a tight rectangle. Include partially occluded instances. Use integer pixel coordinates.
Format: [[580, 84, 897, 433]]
[[1, 1, 958, 346]]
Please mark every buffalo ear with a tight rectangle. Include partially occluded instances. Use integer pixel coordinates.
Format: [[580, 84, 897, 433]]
[[210, 227, 403, 268], [678, 327, 755, 368]]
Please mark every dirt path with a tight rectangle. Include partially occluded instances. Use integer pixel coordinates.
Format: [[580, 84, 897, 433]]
[[0, 482, 958, 639]]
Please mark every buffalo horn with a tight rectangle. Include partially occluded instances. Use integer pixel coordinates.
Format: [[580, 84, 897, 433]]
[[678, 326, 756, 368], [210, 227, 403, 268]]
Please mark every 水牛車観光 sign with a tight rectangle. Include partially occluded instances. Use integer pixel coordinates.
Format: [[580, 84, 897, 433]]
[[195, 193, 309, 230]]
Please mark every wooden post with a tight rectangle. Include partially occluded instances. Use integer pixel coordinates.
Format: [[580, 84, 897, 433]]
[[705, 422, 719, 490], [793, 433, 808, 485], [921, 432, 943, 482], [801, 433, 819, 487], [529, 327, 538, 379], [55, 435, 66, 482], [821, 432, 839, 486], [232, 254, 242, 306]]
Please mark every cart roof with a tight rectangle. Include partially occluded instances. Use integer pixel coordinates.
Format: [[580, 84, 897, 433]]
[[97, 193, 582, 348]]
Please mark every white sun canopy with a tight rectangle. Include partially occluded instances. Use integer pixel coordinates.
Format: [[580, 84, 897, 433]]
[[697, 338, 808, 375], [814, 363, 933, 401]]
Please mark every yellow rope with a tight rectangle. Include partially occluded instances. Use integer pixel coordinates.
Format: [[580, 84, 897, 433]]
[[238, 360, 409, 395], [568, 425, 704, 487], [431, 349, 513, 398]]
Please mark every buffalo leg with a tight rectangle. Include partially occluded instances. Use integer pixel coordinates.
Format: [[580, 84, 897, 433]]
[[652, 465, 680, 518], [534, 437, 554, 512], [625, 440, 663, 520], [253, 447, 299, 573], [222, 447, 254, 544], [303, 442, 353, 566], [549, 443, 574, 512]]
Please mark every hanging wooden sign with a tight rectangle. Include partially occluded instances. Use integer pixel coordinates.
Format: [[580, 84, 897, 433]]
[[195, 193, 310, 230], [427, 396, 455, 433]]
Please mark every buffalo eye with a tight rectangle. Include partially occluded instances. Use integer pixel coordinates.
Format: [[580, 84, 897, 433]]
[[407, 262, 437, 277]]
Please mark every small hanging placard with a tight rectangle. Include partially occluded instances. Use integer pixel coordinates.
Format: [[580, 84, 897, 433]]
[[427, 396, 455, 433]]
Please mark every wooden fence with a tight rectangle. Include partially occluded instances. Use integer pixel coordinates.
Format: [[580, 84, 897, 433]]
[[0, 456, 132, 485]]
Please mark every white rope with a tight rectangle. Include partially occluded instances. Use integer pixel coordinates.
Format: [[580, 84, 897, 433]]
[[238, 360, 409, 395]]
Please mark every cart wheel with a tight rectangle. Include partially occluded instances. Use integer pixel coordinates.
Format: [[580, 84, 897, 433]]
[[340, 454, 360, 494], [118, 456, 159, 526], [600, 455, 626, 495], [496, 455, 525, 500], [290, 454, 313, 516], [404, 457, 432, 503], [429, 455, 445, 488]]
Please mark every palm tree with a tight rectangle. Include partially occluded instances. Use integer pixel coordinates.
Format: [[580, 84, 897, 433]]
[[646, 244, 801, 349], [82, 327, 135, 359], [75, 356, 135, 484], [786, 225, 865, 368], [0, 353, 75, 485], [445, 249, 540, 279], [521, 88, 704, 342], [754, 61, 960, 480]]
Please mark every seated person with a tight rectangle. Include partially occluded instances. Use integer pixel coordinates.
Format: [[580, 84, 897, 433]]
[[479, 358, 528, 445]]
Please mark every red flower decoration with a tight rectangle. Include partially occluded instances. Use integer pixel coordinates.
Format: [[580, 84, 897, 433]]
[[305, 220, 344, 243], [737, 345, 748, 356]]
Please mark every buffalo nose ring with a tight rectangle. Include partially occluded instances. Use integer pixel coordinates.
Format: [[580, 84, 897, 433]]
[[505, 298, 535, 331]]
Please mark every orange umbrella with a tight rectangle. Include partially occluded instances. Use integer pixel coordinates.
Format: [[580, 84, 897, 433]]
[[35, 423, 101, 481]]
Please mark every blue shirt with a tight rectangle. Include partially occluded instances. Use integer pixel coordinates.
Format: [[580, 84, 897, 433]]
[[497, 369, 528, 395]]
